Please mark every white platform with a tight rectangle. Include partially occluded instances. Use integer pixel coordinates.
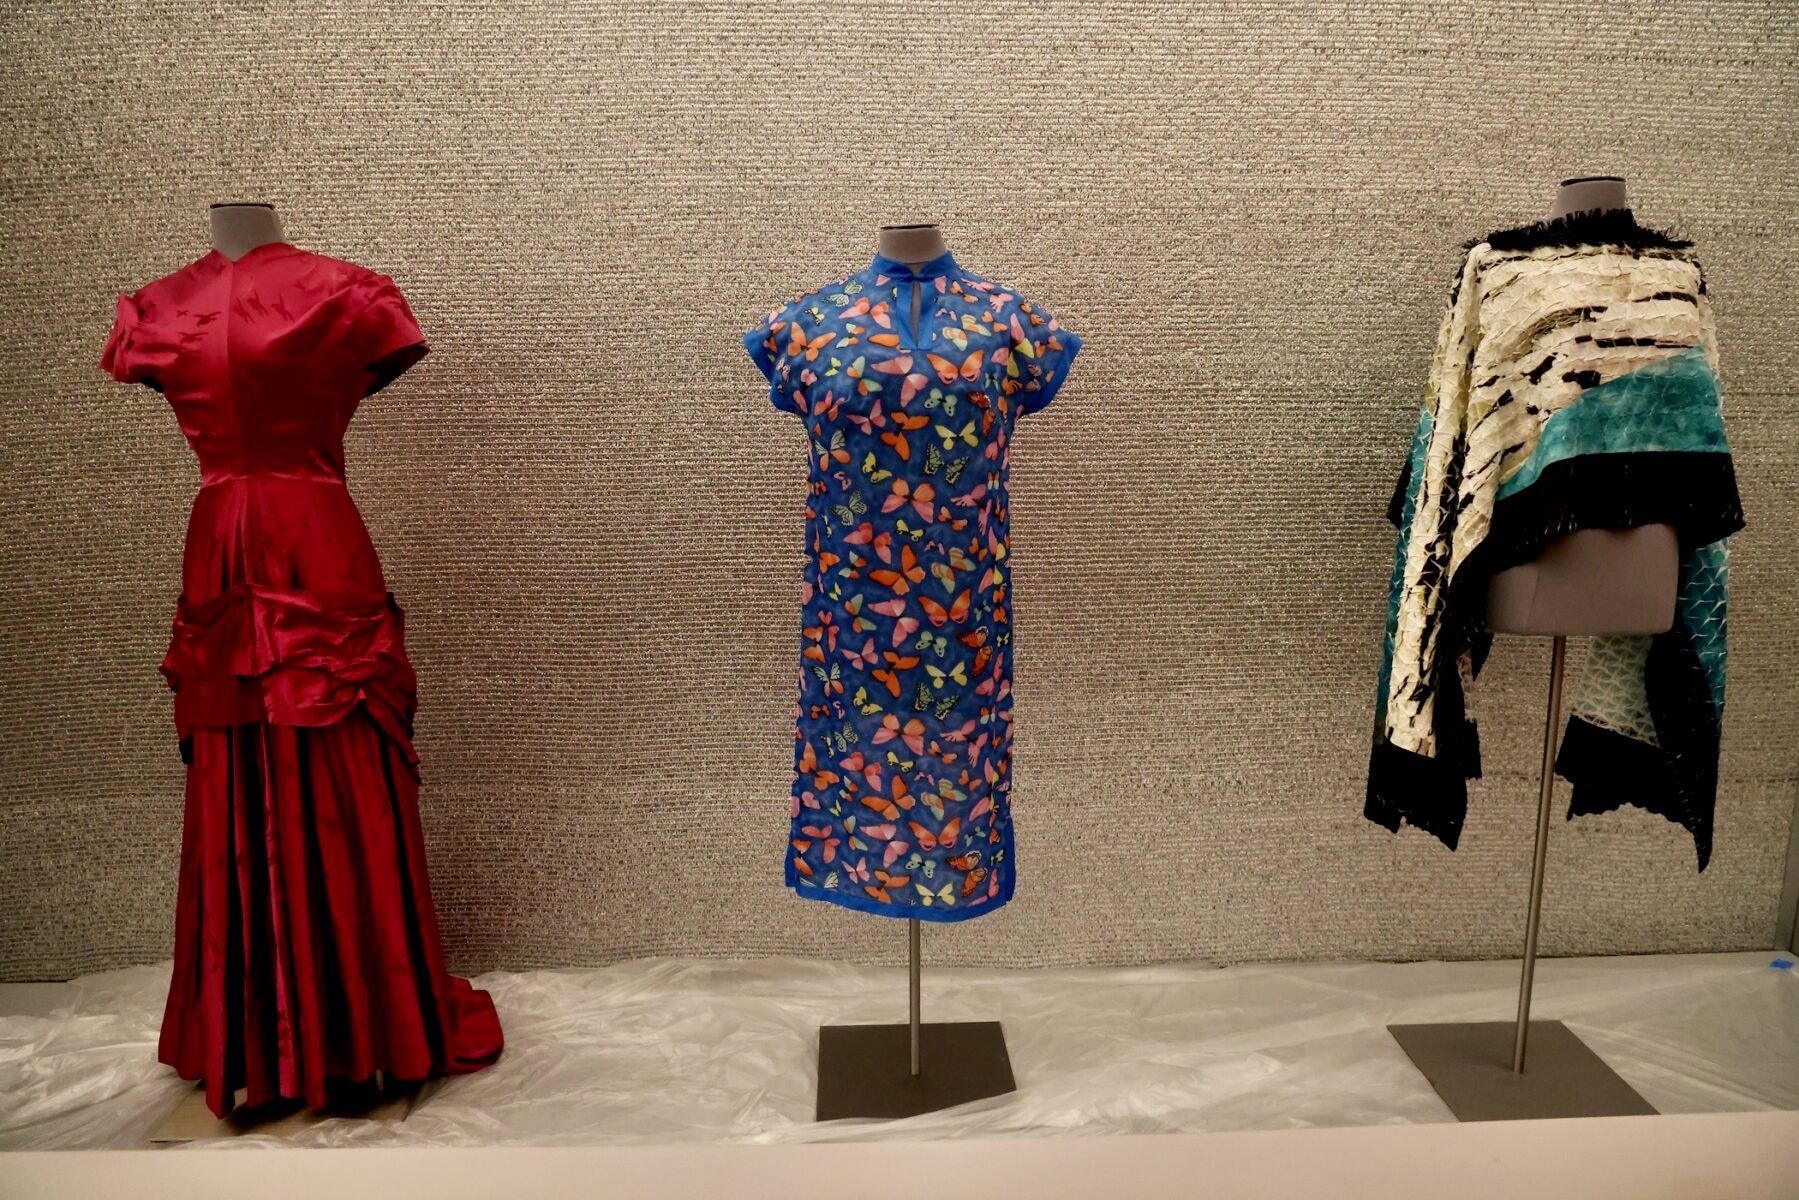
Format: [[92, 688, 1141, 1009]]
[[0, 951, 1794, 1185], [4, 1112, 1798, 1200]]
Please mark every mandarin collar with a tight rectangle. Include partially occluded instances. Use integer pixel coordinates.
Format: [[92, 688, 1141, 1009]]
[[869, 249, 960, 281]]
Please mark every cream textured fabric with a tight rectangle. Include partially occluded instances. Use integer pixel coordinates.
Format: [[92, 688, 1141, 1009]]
[[1, 3, 1794, 979]]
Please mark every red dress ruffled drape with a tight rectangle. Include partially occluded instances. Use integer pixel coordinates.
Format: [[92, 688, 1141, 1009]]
[[101, 242, 501, 1117]]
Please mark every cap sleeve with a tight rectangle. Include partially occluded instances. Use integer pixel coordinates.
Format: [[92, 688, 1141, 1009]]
[[99, 292, 165, 390], [351, 272, 429, 398], [1012, 301, 1082, 417], [743, 306, 806, 416]]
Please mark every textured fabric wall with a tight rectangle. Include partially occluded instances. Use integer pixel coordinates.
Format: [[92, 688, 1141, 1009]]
[[2, 2, 1794, 980]]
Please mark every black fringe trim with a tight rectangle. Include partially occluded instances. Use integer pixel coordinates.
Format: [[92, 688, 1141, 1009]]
[[1366, 737, 1472, 851], [1459, 452, 1743, 592], [1468, 208, 1693, 253], [1368, 450, 1737, 860], [1385, 457, 1413, 529], [1559, 710, 1715, 871]]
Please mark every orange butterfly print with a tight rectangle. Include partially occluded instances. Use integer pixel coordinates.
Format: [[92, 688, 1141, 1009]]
[[918, 588, 970, 628], [838, 751, 883, 790], [787, 325, 834, 361], [869, 545, 925, 595], [908, 817, 961, 852], [926, 349, 983, 384], [797, 742, 840, 790], [871, 649, 920, 698]]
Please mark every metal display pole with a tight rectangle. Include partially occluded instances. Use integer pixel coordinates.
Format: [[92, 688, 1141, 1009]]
[[908, 919, 922, 1076], [1388, 636, 1657, 1121], [815, 919, 1015, 1120], [1511, 636, 1566, 1072]]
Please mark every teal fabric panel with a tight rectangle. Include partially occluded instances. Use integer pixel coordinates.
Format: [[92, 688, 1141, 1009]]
[[1498, 346, 1728, 501]]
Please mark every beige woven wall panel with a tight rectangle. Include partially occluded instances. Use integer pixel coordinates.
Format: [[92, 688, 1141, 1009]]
[[2, 2, 1794, 979]]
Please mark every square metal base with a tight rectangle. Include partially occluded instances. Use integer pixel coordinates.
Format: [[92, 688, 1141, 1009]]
[[1388, 1020, 1656, 1122], [816, 1021, 1015, 1120]]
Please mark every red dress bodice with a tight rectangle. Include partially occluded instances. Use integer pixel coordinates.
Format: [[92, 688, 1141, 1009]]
[[101, 243, 431, 754]]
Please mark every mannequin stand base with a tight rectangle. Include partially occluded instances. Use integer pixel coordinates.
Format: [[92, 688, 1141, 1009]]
[[1389, 1021, 1655, 1122], [816, 1021, 1015, 1120], [150, 1074, 423, 1141]]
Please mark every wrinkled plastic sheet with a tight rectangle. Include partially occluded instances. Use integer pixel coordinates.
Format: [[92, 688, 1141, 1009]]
[[1, 951, 1793, 1150]]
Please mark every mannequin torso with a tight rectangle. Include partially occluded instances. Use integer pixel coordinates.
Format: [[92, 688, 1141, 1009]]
[[1484, 178, 1678, 637], [210, 202, 289, 260]]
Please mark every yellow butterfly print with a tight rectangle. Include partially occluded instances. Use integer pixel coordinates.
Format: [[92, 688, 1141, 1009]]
[[924, 661, 968, 689], [936, 421, 977, 450], [915, 882, 955, 907]]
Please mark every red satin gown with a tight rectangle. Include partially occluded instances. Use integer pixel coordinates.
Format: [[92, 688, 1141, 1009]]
[[100, 241, 502, 1117]]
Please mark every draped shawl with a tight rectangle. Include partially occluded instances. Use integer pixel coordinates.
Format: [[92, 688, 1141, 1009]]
[[1367, 210, 1743, 868]]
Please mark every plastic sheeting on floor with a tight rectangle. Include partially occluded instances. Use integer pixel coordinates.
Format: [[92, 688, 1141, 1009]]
[[1, 951, 1794, 1150]]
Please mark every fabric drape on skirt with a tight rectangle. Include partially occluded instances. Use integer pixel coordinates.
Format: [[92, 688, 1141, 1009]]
[[158, 714, 502, 1117]]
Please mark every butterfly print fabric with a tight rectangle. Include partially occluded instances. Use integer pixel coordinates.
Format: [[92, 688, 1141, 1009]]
[[745, 250, 1080, 921]]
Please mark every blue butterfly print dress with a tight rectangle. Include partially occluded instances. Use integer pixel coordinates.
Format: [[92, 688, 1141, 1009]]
[[745, 250, 1080, 921]]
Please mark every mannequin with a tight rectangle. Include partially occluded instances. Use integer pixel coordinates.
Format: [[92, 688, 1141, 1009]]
[[814, 221, 1017, 1120], [878, 223, 950, 340], [209, 202, 289, 260], [1484, 178, 1678, 637], [877, 222, 948, 266], [1387, 178, 1675, 1118]]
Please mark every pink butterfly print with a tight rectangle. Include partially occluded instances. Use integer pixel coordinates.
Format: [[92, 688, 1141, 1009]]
[[839, 297, 893, 328], [844, 858, 871, 884], [847, 396, 887, 434], [891, 615, 921, 648], [838, 751, 883, 790], [842, 638, 878, 670], [883, 479, 935, 521], [861, 823, 898, 840], [874, 714, 926, 755], [950, 482, 987, 507], [884, 840, 912, 868], [869, 598, 907, 618]]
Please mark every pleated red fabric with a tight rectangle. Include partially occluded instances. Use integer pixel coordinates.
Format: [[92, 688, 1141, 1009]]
[[101, 242, 501, 1116]]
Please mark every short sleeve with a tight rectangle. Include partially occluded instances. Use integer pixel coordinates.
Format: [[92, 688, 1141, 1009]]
[[1014, 302, 1082, 417], [99, 293, 158, 389], [743, 308, 805, 416], [352, 273, 430, 398]]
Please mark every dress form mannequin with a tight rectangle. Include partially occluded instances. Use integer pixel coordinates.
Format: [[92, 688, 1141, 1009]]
[[814, 222, 1017, 1121], [1388, 177, 1673, 1120], [877, 222, 948, 267], [1485, 178, 1678, 637], [209, 202, 289, 260]]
